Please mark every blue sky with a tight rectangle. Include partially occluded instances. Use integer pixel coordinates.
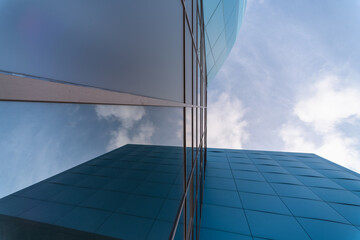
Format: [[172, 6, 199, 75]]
[[208, 0, 360, 173], [1, 0, 360, 198]]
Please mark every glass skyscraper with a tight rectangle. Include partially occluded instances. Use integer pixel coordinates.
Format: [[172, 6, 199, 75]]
[[1, 145, 360, 239], [1, 0, 360, 239], [0, 0, 246, 239]]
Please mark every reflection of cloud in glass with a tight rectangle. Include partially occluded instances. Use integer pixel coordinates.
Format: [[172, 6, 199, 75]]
[[95, 105, 183, 150], [0, 103, 183, 198], [95, 105, 154, 150]]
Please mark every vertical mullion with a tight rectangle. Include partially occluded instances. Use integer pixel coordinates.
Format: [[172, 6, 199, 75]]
[[182, 2, 187, 238]]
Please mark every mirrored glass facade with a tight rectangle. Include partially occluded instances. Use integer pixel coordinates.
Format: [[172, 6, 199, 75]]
[[0, 0, 241, 239], [1, 0, 360, 240], [202, 149, 360, 239]]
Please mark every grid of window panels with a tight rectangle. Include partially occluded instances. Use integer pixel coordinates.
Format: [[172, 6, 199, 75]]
[[203, 0, 246, 81], [0, 0, 247, 239], [201, 149, 360, 239], [0, 145, 191, 239]]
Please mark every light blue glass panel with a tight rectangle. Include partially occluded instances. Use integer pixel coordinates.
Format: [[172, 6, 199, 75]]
[[212, 31, 227, 62], [204, 0, 247, 81], [205, 2, 225, 47], [203, 0, 221, 24], [223, 0, 239, 23]]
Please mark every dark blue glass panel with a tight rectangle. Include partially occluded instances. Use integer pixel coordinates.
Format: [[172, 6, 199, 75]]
[[56, 207, 110, 233], [97, 213, 153, 240]]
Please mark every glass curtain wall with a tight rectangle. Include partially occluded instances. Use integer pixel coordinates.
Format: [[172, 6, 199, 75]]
[[0, 0, 207, 240], [171, 0, 207, 239]]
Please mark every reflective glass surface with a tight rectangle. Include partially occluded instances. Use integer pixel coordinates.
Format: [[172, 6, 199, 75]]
[[203, 0, 247, 81], [200, 149, 360, 239], [0, 0, 184, 102]]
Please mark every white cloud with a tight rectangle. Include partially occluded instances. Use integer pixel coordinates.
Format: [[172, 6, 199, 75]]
[[95, 105, 145, 128], [294, 75, 360, 133], [107, 122, 155, 150], [281, 75, 360, 173], [208, 92, 249, 149], [95, 105, 154, 150]]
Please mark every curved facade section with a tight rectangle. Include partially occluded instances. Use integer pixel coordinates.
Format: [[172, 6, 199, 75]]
[[204, 0, 247, 80]]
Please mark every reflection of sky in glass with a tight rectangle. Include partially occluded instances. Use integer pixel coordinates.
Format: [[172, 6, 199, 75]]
[[204, 0, 246, 81], [0, 102, 182, 198], [0, 144, 185, 239]]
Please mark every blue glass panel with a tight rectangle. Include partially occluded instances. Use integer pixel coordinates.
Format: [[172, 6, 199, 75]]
[[204, 188, 242, 208], [236, 179, 276, 195], [147, 220, 184, 240], [205, 176, 237, 191], [223, 0, 239, 23], [225, 16, 238, 52], [330, 203, 360, 226], [94, 167, 122, 178], [75, 175, 111, 189], [263, 172, 303, 185], [70, 165, 101, 175], [232, 170, 266, 181], [206, 161, 230, 169], [200, 228, 252, 240], [228, 157, 252, 164], [252, 159, 280, 166], [117, 195, 164, 219], [241, 192, 291, 215], [315, 169, 360, 180], [297, 217, 360, 240], [332, 179, 360, 191], [0, 196, 41, 217], [201, 204, 250, 235], [230, 163, 258, 171], [47, 173, 85, 185], [82, 190, 127, 211], [203, 0, 221, 24], [103, 179, 142, 193], [282, 197, 349, 224], [206, 168, 233, 178], [271, 183, 321, 200], [133, 182, 172, 198], [157, 199, 180, 222], [257, 165, 289, 174], [51, 186, 96, 205], [55, 207, 110, 233], [168, 184, 183, 200], [97, 213, 153, 240], [309, 187, 360, 205], [205, 2, 224, 47], [212, 31, 227, 62], [295, 175, 343, 189], [15, 182, 67, 201], [245, 210, 310, 240], [20, 202, 74, 224]]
